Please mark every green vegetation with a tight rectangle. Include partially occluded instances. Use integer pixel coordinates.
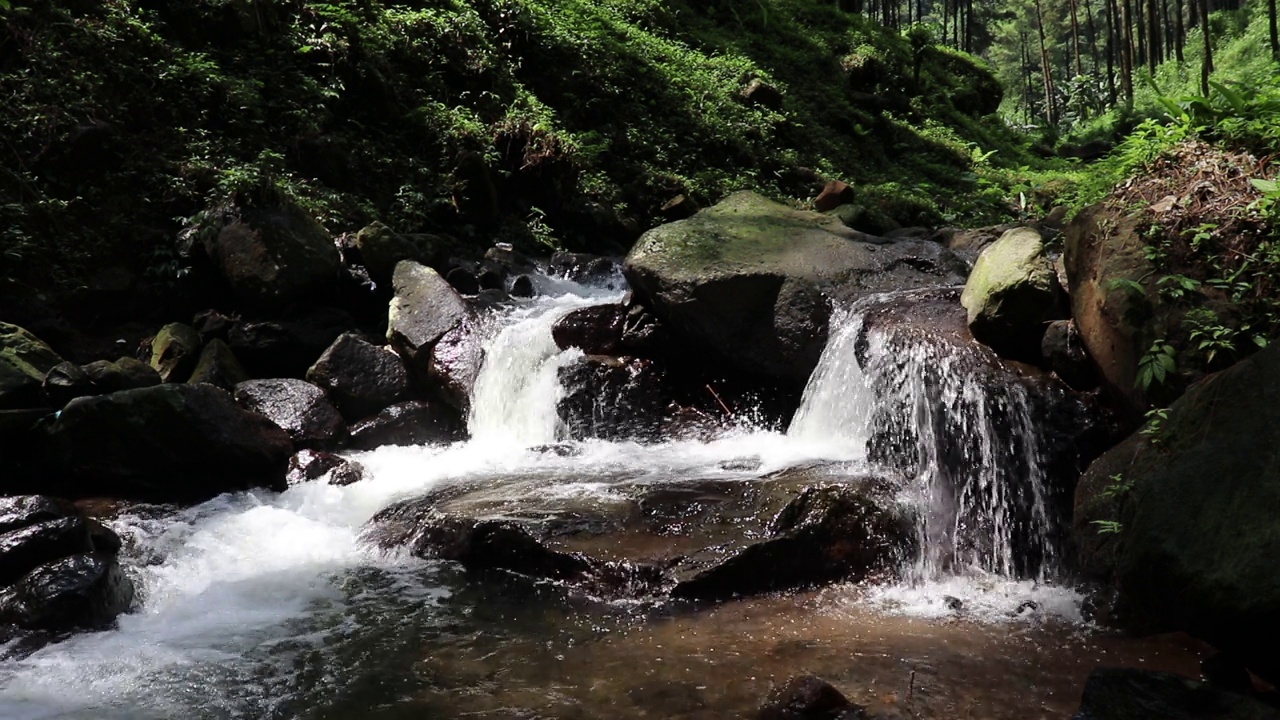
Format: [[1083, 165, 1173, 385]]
[[0, 0, 1043, 294]]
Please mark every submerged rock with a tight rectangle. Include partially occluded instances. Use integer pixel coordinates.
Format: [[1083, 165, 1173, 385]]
[[41, 383, 293, 502], [624, 191, 965, 385], [557, 355, 667, 442], [758, 675, 864, 720], [287, 449, 365, 486], [552, 304, 626, 356], [1071, 668, 1279, 720]]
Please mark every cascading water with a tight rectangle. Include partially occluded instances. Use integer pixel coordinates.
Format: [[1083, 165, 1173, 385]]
[[789, 291, 1067, 612]]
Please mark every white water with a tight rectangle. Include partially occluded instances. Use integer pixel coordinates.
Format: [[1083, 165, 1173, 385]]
[[0, 283, 1085, 717]]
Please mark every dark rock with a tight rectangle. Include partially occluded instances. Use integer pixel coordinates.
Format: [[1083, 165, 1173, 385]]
[[826, 204, 900, 237], [1, 323, 64, 410], [557, 356, 667, 442], [348, 400, 464, 450], [379, 511, 593, 580], [741, 77, 785, 111], [1201, 653, 1256, 695], [0, 518, 95, 587], [671, 482, 913, 600], [353, 221, 456, 288], [445, 266, 480, 295], [286, 449, 365, 486], [814, 180, 856, 213], [944, 595, 964, 611], [624, 191, 965, 385], [550, 252, 618, 285], [483, 244, 537, 276], [477, 263, 506, 291], [0, 554, 134, 631], [551, 305, 626, 355], [228, 307, 355, 378], [41, 384, 293, 502], [83, 357, 162, 393], [509, 274, 535, 298], [192, 309, 237, 343], [946, 224, 1016, 260], [758, 675, 863, 720], [1071, 668, 1279, 720], [960, 227, 1068, 361], [1075, 344, 1280, 685], [1042, 319, 1098, 390], [660, 194, 700, 221], [186, 339, 250, 390], [42, 362, 94, 407], [619, 305, 673, 358], [0, 496, 68, 535], [427, 316, 488, 412], [234, 379, 347, 450], [148, 322, 201, 382], [306, 333, 410, 422], [199, 196, 341, 310], [386, 261, 469, 376]]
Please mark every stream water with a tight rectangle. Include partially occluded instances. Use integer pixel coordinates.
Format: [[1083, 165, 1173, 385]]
[[0, 280, 1204, 719]]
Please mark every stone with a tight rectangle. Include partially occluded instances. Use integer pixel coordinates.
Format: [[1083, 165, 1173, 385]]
[[0, 323, 64, 410], [660, 194, 699, 221], [191, 309, 237, 343], [353, 221, 455, 288], [444, 266, 480, 295], [0, 496, 68, 535], [509, 274, 535, 298], [551, 305, 626, 356], [83, 357, 162, 393], [0, 517, 95, 587], [741, 77, 784, 111], [234, 379, 347, 450], [758, 675, 863, 720], [199, 196, 341, 310], [1071, 668, 1279, 720], [148, 322, 202, 383], [960, 227, 1067, 361], [42, 361, 94, 407], [186, 339, 250, 390], [286, 449, 365, 486], [306, 333, 410, 422], [347, 400, 464, 450], [0, 554, 134, 631], [624, 191, 965, 385], [557, 356, 668, 442], [228, 307, 355, 378], [41, 384, 293, 502], [1042, 319, 1098, 390], [549, 252, 618, 285], [386, 261, 469, 374], [427, 315, 488, 412], [1075, 344, 1280, 685], [813, 180, 856, 213]]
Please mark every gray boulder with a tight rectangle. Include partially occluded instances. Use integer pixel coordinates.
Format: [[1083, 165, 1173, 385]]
[[623, 191, 965, 384], [386, 261, 469, 375], [234, 379, 347, 449], [306, 333, 410, 422], [960, 227, 1067, 359], [0, 323, 63, 409]]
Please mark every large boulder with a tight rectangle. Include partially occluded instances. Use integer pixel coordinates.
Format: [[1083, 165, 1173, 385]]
[[305, 333, 410, 422], [0, 554, 134, 631], [960, 227, 1067, 360], [0, 517, 97, 586], [199, 196, 341, 310], [227, 308, 355, 378], [352, 221, 455, 288], [83, 357, 162, 393], [148, 322, 202, 383], [1071, 668, 1279, 720], [186, 339, 250, 390], [623, 191, 965, 384], [386, 261, 469, 375], [41, 384, 293, 502], [1074, 343, 1280, 685], [0, 323, 63, 409], [347, 399, 464, 450], [234, 379, 348, 449], [556, 355, 668, 442]]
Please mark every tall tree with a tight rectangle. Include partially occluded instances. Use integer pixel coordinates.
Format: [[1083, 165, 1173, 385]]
[[1269, 0, 1279, 57], [1070, 0, 1086, 76], [1121, 0, 1136, 101], [1174, 0, 1185, 62], [1034, 0, 1058, 123], [1147, 0, 1163, 67], [1200, 0, 1213, 95]]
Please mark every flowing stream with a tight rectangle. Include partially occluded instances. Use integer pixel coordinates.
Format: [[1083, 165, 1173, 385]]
[[0, 281, 1202, 719]]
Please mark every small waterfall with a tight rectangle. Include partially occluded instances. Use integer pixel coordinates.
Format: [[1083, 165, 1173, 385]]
[[788, 292, 1058, 584], [467, 290, 621, 446]]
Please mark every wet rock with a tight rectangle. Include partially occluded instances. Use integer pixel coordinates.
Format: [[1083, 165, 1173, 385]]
[[0, 554, 134, 631], [41, 383, 293, 502], [549, 252, 617, 285], [445, 266, 480, 295], [306, 333, 410, 422], [758, 675, 864, 720], [1042, 319, 1098, 390], [814, 180, 855, 213], [827, 204, 899, 237], [234, 379, 348, 450], [380, 510, 594, 580], [347, 400, 464, 450], [353, 221, 455, 288], [960, 227, 1067, 361], [1071, 668, 1279, 720], [186, 339, 249, 390], [428, 316, 487, 412], [619, 304, 673, 359], [552, 304, 626, 355], [83, 357, 162, 393], [671, 481, 913, 600], [192, 309, 237, 343], [0, 518, 95, 587], [476, 263, 506, 291], [946, 224, 1015, 261], [557, 356, 667, 442], [228, 307, 355, 378], [0, 323, 64, 410], [0, 496, 67, 535], [484, 244, 537, 276], [509, 274, 535, 298], [943, 595, 964, 611], [286, 449, 365, 486], [386, 261, 468, 376], [624, 191, 965, 385], [42, 361, 94, 407], [1076, 343, 1280, 686], [148, 322, 201, 382], [198, 195, 341, 310]]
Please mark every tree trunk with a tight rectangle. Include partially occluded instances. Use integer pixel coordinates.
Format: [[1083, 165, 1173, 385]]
[[1106, 0, 1119, 103], [1269, 0, 1279, 58], [1085, 0, 1102, 70], [1035, 0, 1058, 124], [1147, 0, 1163, 67], [1121, 0, 1136, 101], [1200, 0, 1213, 95], [1070, 0, 1086, 76], [1174, 0, 1185, 61]]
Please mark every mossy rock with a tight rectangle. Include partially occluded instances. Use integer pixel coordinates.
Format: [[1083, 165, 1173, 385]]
[[960, 227, 1067, 360], [0, 323, 63, 410]]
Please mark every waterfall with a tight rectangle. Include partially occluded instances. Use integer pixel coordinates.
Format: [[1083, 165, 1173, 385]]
[[788, 292, 1058, 584]]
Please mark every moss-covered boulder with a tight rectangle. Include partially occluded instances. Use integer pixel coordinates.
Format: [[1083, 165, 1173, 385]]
[[186, 339, 250, 390], [148, 322, 202, 383], [0, 323, 63, 409], [41, 384, 293, 502], [623, 191, 965, 384], [960, 227, 1066, 360], [1074, 343, 1280, 685], [353, 222, 456, 289]]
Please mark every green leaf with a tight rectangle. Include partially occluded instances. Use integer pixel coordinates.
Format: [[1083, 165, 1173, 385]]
[[1250, 178, 1280, 194]]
